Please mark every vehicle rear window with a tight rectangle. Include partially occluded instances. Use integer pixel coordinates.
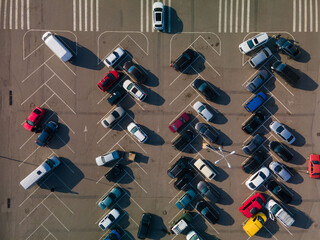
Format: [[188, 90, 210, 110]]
[[26, 120, 34, 126], [156, 13, 162, 21], [34, 109, 41, 114]]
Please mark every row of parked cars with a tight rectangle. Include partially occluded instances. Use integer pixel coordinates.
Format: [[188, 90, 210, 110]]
[[238, 32, 302, 237]]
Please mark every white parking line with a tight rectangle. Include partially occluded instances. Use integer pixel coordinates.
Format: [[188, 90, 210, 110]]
[[124, 169, 148, 193], [263, 225, 279, 240], [130, 196, 147, 212], [18, 146, 40, 167], [168, 208, 184, 224], [45, 64, 76, 94], [264, 87, 292, 114], [25, 213, 54, 240], [169, 77, 197, 105], [19, 133, 35, 149]]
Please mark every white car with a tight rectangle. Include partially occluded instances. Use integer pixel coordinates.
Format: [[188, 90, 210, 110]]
[[103, 47, 125, 67], [269, 121, 296, 145], [96, 150, 121, 166], [186, 230, 203, 240], [98, 208, 121, 230], [239, 32, 268, 54], [101, 106, 126, 128], [269, 161, 292, 182], [127, 122, 148, 143], [194, 158, 217, 180], [123, 79, 147, 102], [153, 2, 164, 31], [192, 101, 214, 122], [245, 166, 270, 190]]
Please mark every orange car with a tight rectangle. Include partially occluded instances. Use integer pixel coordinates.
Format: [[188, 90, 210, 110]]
[[308, 154, 320, 178]]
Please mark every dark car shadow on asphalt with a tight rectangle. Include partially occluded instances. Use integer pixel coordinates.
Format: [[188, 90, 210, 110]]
[[284, 124, 306, 147], [214, 186, 234, 205], [116, 188, 131, 209], [204, 105, 227, 125], [143, 87, 165, 106], [256, 219, 279, 238], [39, 157, 84, 194], [294, 70, 318, 91], [57, 36, 104, 71], [140, 65, 160, 87], [163, 6, 183, 34], [295, 46, 311, 63], [210, 165, 229, 182], [287, 206, 314, 229], [147, 214, 169, 240], [142, 125, 165, 146], [286, 166, 304, 184], [46, 123, 70, 149], [214, 205, 234, 226]]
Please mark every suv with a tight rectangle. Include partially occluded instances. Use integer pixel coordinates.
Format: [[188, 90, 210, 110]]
[[242, 111, 266, 134], [137, 213, 152, 239], [271, 61, 299, 86], [248, 47, 272, 68], [172, 130, 195, 150], [169, 212, 193, 235], [35, 121, 59, 146], [242, 134, 263, 155], [244, 92, 267, 113], [167, 156, 191, 178], [171, 49, 197, 72]]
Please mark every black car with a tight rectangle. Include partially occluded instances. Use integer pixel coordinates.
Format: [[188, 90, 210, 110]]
[[266, 180, 293, 204], [195, 200, 219, 224], [241, 151, 266, 174], [105, 164, 124, 182], [137, 213, 152, 239], [195, 122, 219, 143], [167, 156, 191, 179], [275, 35, 300, 60], [192, 79, 217, 101], [123, 61, 147, 84], [271, 61, 299, 86], [172, 130, 195, 150], [269, 141, 293, 162], [171, 49, 197, 72], [174, 169, 196, 190], [107, 88, 126, 105], [242, 111, 266, 134]]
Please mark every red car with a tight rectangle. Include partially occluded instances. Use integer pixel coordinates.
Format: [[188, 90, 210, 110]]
[[239, 192, 265, 218], [97, 70, 120, 92], [169, 113, 190, 133], [24, 107, 45, 131], [308, 154, 320, 178]]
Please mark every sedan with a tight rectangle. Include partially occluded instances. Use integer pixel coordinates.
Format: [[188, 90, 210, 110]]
[[245, 70, 270, 93], [195, 200, 219, 224], [35, 121, 59, 147], [275, 36, 300, 59], [242, 111, 266, 134], [239, 192, 265, 218], [101, 106, 125, 128], [245, 166, 270, 190], [192, 101, 214, 122], [269, 161, 292, 182], [123, 79, 147, 102], [242, 134, 263, 155], [197, 181, 220, 203], [239, 32, 268, 54], [104, 47, 125, 68], [98, 187, 123, 210], [269, 121, 295, 144], [308, 154, 320, 179], [266, 180, 293, 203], [195, 123, 219, 143], [168, 112, 190, 133], [24, 107, 45, 131], [123, 61, 147, 84], [127, 122, 148, 143], [98, 208, 121, 230], [97, 70, 120, 92], [269, 141, 293, 162], [192, 79, 217, 101], [152, 2, 164, 31]]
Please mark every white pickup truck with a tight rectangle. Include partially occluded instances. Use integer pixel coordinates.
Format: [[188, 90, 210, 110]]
[[266, 199, 295, 228]]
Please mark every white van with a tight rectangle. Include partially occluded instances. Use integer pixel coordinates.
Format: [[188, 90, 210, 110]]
[[42, 32, 73, 62], [20, 156, 61, 190]]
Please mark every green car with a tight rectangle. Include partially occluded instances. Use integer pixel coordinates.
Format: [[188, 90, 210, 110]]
[[98, 187, 123, 210]]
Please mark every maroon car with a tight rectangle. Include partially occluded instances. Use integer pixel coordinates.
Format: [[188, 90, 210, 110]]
[[169, 113, 190, 133], [97, 70, 120, 92]]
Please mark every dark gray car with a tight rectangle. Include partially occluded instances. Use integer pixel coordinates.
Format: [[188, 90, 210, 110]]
[[245, 70, 270, 93], [197, 181, 220, 203], [195, 123, 219, 143], [242, 134, 263, 155]]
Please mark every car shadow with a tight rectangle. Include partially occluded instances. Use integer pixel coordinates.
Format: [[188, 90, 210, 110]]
[[211, 166, 229, 182], [286, 166, 304, 184], [57, 36, 104, 70], [190, 53, 206, 74], [102, 161, 134, 185], [140, 125, 165, 146], [148, 214, 169, 239], [140, 65, 159, 87], [214, 186, 234, 205], [210, 107, 228, 125], [263, 96, 279, 116], [164, 6, 183, 34], [284, 125, 306, 147], [116, 188, 131, 209], [47, 123, 70, 149], [294, 70, 318, 91], [211, 88, 231, 106], [256, 219, 279, 238], [295, 46, 311, 63], [286, 147, 306, 165], [215, 130, 233, 146], [143, 87, 166, 106], [287, 206, 313, 229], [214, 205, 234, 226], [38, 157, 84, 194]]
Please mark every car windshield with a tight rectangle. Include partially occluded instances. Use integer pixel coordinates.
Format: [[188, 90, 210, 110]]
[[179, 117, 186, 123], [108, 214, 115, 222], [128, 66, 136, 73], [270, 204, 281, 215], [26, 119, 34, 126], [276, 126, 285, 133], [249, 182, 256, 189], [112, 111, 120, 118], [199, 126, 207, 134], [127, 83, 134, 90], [247, 40, 254, 48], [171, 125, 178, 131], [274, 165, 282, 172], [34, 109, 41, 114], [131, 127, 138, 134], [259, 172, 267, 179], [155, 12, 162, 21], [198, 105, 205, 112], [107, 73, 116, 81], [263, 49, 270, 57], [257, 216, 265, 224]]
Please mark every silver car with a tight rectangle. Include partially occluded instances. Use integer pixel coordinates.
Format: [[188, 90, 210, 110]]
[[195, 122, 219, 143], [101, 106, 126, 128], [192, 101, 214, 122], [197, 181, 220, 203], [269, 121, 296, 145], [269, 161, 292, 182], [245, 70, 270, 93]]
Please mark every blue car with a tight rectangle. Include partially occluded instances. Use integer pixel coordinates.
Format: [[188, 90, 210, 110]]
[[175, 188, 196, 210], [244, 92, 267, 113], [98, 187, 123, 210], [35, 121, 59, 146], [103, 229, 122, 240]]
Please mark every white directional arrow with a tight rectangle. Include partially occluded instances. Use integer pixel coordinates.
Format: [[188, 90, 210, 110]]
[[84, 125, 88, 142]]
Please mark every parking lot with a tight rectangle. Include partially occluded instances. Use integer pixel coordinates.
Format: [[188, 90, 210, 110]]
[[1, 0, 320, 240]]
